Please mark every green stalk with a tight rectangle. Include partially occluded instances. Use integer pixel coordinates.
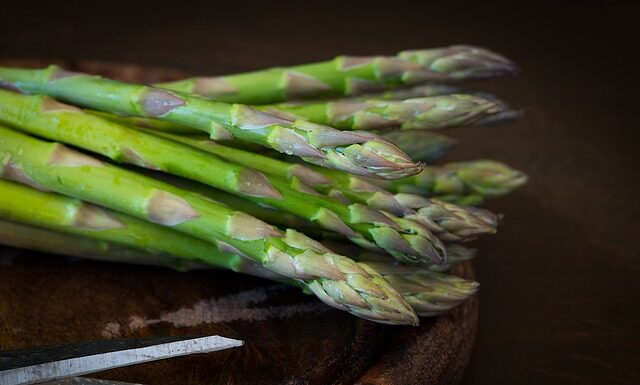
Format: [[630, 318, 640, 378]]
[[0, 178, 417, 325], [261, 94, 506, 131], [88, 110, 460, 165], [0, 67, 421, 179], [134, 130, 495, 242], [0, 180, 231, 268], [0, 218, 476, 318], [184, 174, 496, 245], [0, 91, 445, 264], [158, 45, 515, 104], [0, 218, 199, 271], [138, 131, 413, 216]]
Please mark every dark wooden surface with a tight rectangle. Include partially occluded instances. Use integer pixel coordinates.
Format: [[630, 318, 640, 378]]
[[1, 2, 639, 384], [0, 248, 477, 385]]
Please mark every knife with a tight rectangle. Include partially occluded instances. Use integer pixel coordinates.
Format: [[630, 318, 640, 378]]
[[0, 335, 243, 385]]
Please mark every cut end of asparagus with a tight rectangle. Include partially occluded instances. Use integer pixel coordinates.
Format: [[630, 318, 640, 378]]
[[399, 45, 517, 81]]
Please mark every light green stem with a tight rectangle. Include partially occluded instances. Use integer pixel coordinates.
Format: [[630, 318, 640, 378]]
[[0, 217, 476, 318], [158, 45, 515, 104]]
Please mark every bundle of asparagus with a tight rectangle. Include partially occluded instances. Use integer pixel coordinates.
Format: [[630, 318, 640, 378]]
[[0, 44, 526, 325]]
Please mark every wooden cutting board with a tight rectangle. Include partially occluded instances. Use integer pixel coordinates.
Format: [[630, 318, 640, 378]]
[[0, 59, 478, 385]]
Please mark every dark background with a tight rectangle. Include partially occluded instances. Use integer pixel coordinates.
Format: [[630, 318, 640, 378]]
[[2, 2, 639, 384]]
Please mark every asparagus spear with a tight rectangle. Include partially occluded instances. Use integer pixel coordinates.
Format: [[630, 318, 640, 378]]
[[362, 262, 479, 316], [0, 218, 195, 271], [0, 92, 445, 263], [0, 180, 231, 267], [121, 128, 412, 216], [132, 130, 496, 242], [133, 128, 497, 240], [88, 108, 459, 166], [192, 177, 496, 244], [395, 195, 498, 242], [0, 178, 417, 325], [0, 218, 476, 318], [0, 67, 421, 179], [157, 45, 515, 104], [294, 164, 499, 240], [367, 160, 528, 205], [215, 185, 494, 247], [89, 88, 517, 137], [379, 131, 457, 163], [261, 94, 506, 131], [339, 85, 522, 128]]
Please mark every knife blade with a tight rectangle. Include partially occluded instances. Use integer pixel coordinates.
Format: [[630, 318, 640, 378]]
[[0, 335, 243, 385]]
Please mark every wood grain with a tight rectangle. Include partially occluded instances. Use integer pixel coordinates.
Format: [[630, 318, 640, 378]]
[[0, 59, 478, 385]]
